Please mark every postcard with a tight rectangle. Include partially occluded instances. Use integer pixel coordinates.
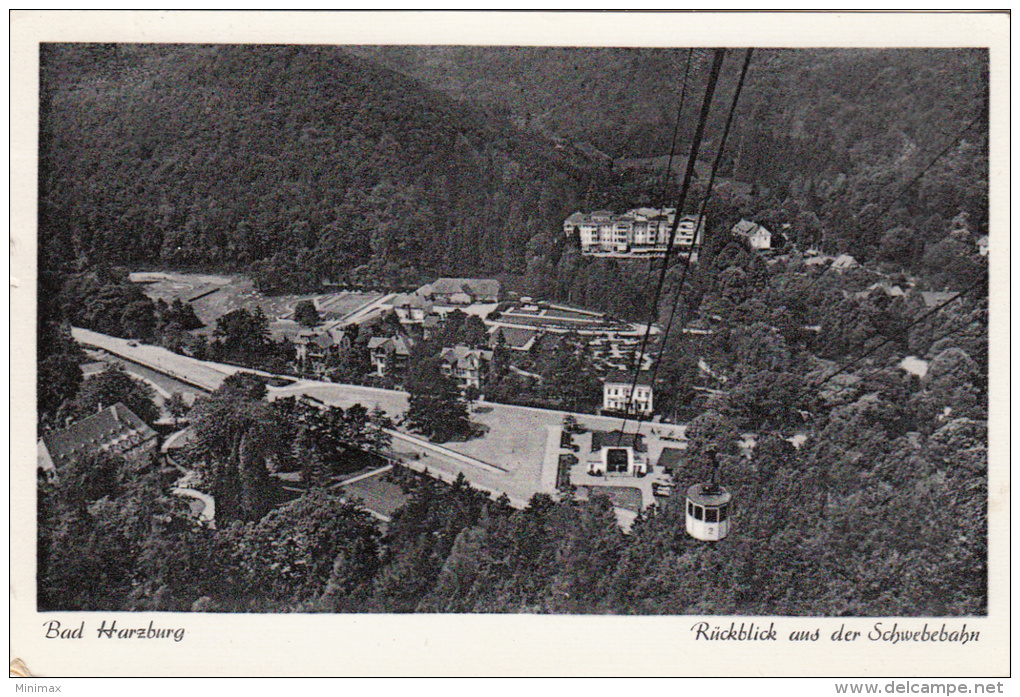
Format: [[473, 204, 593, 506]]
[[10, 10, 1009, 678]]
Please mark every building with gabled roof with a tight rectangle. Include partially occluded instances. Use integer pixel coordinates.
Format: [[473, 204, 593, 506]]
[[488, 325, 539, 352], [295, 329, 334, 360], [425, 278, 502, 304], [367, 335, 415, 377], [38, 402, 158, 478], [731, 219, 772, 250], [294, 328, 351, 372], [602, 369, 654, 415], [440, 345, 494, 390]]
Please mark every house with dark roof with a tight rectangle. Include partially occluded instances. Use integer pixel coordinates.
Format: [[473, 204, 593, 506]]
[[38, 403, 158, 479], [587, 430, 647, 476], [657, 447, 684, 474], [425, 278, 502, 304], [422, 315, 442, 339], [602, 369, 654, 415], [367, 335, 415, 377], [295, 329, 334, 362], [440, 345, 494, 390], [294, 328, 351, 373]]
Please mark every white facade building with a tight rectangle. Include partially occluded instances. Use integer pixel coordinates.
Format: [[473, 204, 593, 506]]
[[564, 208, 703, 255], [602, 370, 654, 415]]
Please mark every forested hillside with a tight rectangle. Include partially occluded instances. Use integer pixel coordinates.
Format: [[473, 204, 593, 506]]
[[39, 44, 593, 292], [40, 45, 987, 322], [354, 46, 986, 184]]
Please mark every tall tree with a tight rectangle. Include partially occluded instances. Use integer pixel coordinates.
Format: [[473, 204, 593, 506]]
[[72, 363, 160, 425], [403, 357, 472, 443], [188, 373, 281, 522], [293, 300, 321, 328]]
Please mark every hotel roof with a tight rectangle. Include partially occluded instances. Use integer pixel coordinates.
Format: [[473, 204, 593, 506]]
[[38, 402, 157, 473]]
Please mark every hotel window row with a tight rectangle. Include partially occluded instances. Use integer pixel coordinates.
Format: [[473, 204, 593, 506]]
[[564, 208, 704, 254]]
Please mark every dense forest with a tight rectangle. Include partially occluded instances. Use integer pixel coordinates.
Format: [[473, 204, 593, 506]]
[[39, 394, 986, 615], [37, 44, 990, 616], [40, 45, 987, 321], [38, 44, 590, 293]]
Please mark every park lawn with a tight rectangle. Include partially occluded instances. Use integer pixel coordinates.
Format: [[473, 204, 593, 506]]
[[132, 270, 379, 328], [443, 406, 554, 485], [341, 473, 409, 518]]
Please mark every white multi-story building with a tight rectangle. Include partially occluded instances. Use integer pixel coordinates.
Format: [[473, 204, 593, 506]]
[[602, 370, 654, 415], [564, 208, 703, 255]]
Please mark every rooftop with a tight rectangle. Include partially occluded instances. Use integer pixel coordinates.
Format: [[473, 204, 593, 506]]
[[658, 447, 684, 472], [441, 345, 493, 369], [603, 369, 654, 388], [39, 402, 157, 473], [489, 325, 538, 350], [686, 482, 732, 506], [428, 278, 501, 301], [591, 430, 646, 453]]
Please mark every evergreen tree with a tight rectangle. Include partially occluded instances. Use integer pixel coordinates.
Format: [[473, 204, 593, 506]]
[[404, 357, 472, 443]]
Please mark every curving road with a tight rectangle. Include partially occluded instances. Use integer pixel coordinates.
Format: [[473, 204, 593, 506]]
[[74, 328, 686, 523]]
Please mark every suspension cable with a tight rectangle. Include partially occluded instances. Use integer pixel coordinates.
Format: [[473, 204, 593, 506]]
[[648, 49, 694, 275], [629, 49, 754, 435], [614, 48, 726, 444]]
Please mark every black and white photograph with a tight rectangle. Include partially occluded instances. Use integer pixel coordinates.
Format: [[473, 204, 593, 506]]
[[11, 10, 1008, 679]]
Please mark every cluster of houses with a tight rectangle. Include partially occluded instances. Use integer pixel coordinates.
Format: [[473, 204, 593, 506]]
[[287, 274, 662, 414], [389, 278, 500, 325], [290, 277, 502, 378], [562, 209, 781, 256], [366, 336, 495, 392], [563, 208, 704, 255]]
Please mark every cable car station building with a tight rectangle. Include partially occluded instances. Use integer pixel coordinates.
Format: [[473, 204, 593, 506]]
[[586, 430, 648, 477]]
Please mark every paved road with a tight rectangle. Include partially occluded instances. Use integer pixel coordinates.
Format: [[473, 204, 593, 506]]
[[325, 292, 396, 329], [74, 328, 687, 519], [73, 327, 230, 392]]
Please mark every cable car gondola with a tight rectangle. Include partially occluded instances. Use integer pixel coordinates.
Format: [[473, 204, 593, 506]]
[[685, 449, 731, 542]]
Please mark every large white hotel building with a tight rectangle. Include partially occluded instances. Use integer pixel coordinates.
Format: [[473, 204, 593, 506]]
[[563, 208, 704, 255]]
